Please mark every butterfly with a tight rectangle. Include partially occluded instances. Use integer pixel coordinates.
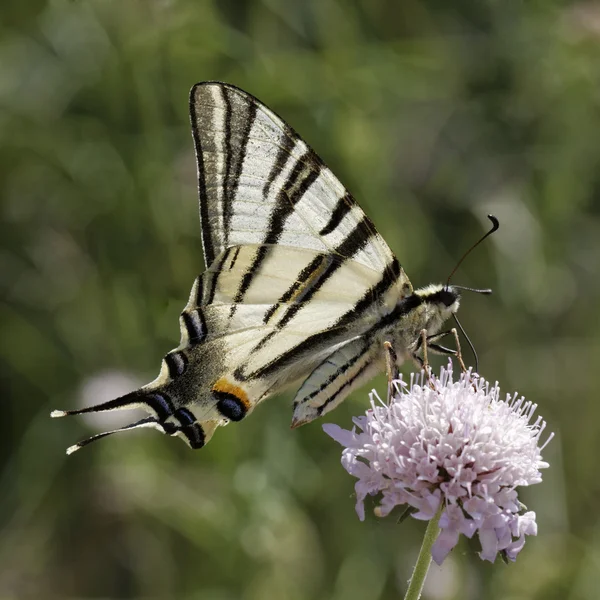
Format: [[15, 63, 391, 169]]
[[52, 81, 491, 454]]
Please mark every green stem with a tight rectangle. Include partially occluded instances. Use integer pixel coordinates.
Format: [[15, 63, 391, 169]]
[[403, 507, 443, 600]]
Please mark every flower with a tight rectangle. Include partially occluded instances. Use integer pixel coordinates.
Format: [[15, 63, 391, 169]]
[[323, 363, 552, 565]]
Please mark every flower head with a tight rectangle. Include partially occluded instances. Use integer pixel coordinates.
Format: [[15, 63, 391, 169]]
[[323, 363, 551, 565]]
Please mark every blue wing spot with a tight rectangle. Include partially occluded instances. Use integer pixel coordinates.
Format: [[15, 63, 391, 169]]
[[187, 424, 206, 449], [175, 407, 196, 425], [145, 392, 174, 419], [214, 392, 247, 422]]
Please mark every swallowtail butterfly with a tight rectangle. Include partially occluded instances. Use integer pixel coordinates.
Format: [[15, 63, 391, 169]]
[[53, 82, 477, 454]]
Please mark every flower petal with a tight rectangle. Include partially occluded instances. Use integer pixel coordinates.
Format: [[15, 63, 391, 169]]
[[431, 528, 460, 565]]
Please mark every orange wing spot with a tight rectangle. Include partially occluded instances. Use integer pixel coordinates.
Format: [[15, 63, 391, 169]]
[[212, 378, 251, 410]]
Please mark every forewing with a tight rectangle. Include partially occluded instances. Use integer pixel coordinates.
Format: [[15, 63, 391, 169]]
[[189, 81, 407, 292]]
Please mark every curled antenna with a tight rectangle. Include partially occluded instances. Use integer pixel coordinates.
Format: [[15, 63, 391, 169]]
[[446, 215, 499, 288], [453, 314, 479, 372]]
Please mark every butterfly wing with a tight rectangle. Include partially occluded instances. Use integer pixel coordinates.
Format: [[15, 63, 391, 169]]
[[190, 81, 400, 276], [53, 82, 413, 452]]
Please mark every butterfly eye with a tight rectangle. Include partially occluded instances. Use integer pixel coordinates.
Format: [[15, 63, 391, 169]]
[[438, 290, 456, 307]]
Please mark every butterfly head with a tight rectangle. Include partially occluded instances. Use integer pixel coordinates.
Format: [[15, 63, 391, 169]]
[[413, 283, 461, 328]]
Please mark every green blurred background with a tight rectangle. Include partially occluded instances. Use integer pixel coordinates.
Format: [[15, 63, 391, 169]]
[[2, 1, 598, 598]]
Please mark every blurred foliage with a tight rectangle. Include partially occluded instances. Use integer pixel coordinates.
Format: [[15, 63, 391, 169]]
[[1, 0, 600, 598]]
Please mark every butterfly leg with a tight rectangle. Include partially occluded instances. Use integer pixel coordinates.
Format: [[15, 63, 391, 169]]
[[427, 332, 456, 357], [412, 329, 455, 378], [384, 341, 400, 401], [420, 329, 430, 372], [426, 329, 467, 372], [427, 343, 455, 356], [412, 354, 425, 370], [409, 331, 426, 371], [450, 327, 467, 372], [426, 329, 455, 353], [384, 341, 400, 382]]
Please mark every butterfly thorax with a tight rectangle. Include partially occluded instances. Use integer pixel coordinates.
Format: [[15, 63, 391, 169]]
[[385, 284, 461, 361]]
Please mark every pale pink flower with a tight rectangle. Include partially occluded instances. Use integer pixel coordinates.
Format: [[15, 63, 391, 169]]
[[324, 363, 551, 565]]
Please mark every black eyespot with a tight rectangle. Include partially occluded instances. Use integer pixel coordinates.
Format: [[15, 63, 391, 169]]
[[215, 392, 247, 421]]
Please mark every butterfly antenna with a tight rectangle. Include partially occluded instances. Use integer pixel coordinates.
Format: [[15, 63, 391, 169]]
[[446, 215, 499, 288], [453, 285, 493, 295], [453, 314, 479, 373]]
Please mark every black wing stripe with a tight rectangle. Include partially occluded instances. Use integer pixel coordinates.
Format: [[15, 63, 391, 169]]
[[228, 246, 241, 271], [222, 87, 258, 249], [303, 339, 369, 402], [193, 275, 204, 307], [263, 254, 328, 323], [190, 85, 215, 268], [247, 256, 404, 379], [266, 153, 321, 245], [181, 308, 207, 344], [229, 245, 268, 319], [205, 248, 231, 305], [263, 133, 296, 198], [164, 351, 188, 378], [273, 258, 340, 331], [334, 256, 401, 327], [319, 192, 355, 236], [318, 360, 371, 415], [230, 154, 320, 313], [221, 86, 234, 248], [271, 215, 378, 330], [334, 214, 377, 259]]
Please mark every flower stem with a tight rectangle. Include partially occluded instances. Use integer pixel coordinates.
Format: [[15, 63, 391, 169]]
[[403, 507, 442, 600]]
